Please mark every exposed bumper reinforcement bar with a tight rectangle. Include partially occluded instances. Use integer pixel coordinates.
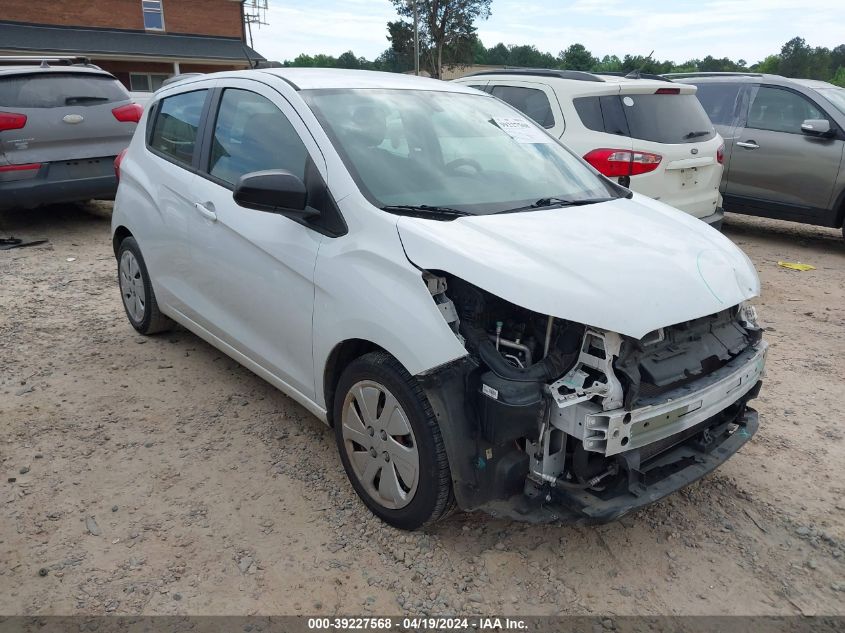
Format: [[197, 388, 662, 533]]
[[479, 405, 759, 525]]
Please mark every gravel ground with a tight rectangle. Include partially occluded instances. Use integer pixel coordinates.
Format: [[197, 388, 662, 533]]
[[1, 203, 844, 617]]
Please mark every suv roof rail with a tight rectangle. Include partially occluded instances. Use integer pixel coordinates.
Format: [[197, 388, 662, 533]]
[[662, 71, 765, 79], [600, 71, 675, 83], [0, 55, 97, 68], [463, 68, 606, 82]]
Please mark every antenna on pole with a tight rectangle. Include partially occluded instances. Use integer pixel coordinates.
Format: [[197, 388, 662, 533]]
[[243, 0, 269, 49]]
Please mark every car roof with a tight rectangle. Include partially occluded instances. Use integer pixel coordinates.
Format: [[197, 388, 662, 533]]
[[460, 67, 675, 87], [669, 72, 839, 90], [0, 64, 115, 79], [251, 68, 481, 93]]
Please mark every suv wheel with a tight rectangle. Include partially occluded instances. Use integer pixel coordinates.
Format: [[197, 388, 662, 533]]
[[333, 351, 455, 530], [117, 236, 173, 335]]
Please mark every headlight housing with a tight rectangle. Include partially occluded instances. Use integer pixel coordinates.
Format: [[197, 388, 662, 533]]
[[739, 301, 760, 328]]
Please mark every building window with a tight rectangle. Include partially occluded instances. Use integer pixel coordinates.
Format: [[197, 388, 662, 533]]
[[129, 73, 170, 92], [142, 0, 164, 30]]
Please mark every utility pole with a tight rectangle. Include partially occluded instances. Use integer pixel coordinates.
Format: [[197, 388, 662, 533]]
[[411, 0, 420, 75]]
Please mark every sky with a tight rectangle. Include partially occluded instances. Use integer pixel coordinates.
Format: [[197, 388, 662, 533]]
[[251, 0, 844, 66]]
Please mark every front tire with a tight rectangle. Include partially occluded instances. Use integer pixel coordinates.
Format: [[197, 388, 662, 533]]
[[117, 236, 173, 335], [333, 351, 455, 530]]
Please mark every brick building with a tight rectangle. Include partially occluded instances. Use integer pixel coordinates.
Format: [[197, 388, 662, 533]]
[[0, 0, 264, 92]]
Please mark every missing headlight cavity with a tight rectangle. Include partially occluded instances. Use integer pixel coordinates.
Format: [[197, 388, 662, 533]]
[[420, 271, 765, 522]]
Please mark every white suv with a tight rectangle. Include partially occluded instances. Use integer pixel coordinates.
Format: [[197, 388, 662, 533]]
[[454, 69, 725, 226], [112, 68, 766, 530]]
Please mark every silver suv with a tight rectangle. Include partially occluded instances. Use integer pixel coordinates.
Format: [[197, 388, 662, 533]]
[[671, 72, 845, 238], [0, 56, 141, 210]]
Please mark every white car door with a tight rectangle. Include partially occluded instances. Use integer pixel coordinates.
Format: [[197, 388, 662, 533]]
[[186, 79, 326, 400]]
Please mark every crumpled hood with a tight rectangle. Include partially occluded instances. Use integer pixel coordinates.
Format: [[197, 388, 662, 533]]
[[397, 195, 759, 339]]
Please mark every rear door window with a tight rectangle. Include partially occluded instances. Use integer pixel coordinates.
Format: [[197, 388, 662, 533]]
[[691, 82, 745, 126], [747, 86, 823, 134], [490, 85, 555, 128], [148, 90, 208, 167], [0, 72, 128, 108]]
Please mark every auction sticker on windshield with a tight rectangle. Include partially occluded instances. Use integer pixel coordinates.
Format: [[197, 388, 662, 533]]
[[492, 117, 552, 144]]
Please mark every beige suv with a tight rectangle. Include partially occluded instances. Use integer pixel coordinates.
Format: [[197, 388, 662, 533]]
[[454, 69, 725, 226]]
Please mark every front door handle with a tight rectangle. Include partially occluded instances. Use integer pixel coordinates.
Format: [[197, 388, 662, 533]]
[[194, 202, 217, 221], [736, 140, 759, 149]]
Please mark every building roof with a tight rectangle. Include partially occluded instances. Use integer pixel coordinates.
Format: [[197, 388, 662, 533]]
[[0, 21, 264, 63]]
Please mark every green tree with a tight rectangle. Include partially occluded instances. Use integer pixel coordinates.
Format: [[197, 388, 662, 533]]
[[386, 20, 416, 71], [778, 36, 813, 77], [752, 54, 780, 73], [592, 54, 622, 72], [485, 42, 510, 65], [389, 0, 493, 79], [557, 43, 597, 71]]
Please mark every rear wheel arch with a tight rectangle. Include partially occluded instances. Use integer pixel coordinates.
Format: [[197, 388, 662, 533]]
[[113, 225, 133, 256]]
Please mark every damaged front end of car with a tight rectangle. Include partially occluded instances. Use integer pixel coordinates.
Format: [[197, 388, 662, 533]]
[[418, 272, 767, 524]]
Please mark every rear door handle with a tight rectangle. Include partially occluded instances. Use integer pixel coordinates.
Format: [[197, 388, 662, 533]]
[[736, 141, 759, 149], [194, 202, 217, 221]]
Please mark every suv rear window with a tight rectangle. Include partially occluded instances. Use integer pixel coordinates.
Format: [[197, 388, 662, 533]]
[[574, 93, 716, 144], [0, 72, 129, 108]]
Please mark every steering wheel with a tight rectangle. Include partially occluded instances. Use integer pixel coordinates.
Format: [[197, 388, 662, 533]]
[[445, 158, 483, 173]]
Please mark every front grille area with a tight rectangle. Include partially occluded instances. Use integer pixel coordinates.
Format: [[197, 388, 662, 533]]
[[627, 309, 753, 405]]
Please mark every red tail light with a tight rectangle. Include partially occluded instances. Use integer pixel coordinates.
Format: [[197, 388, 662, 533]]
[[112, 103, 143, 123], [654, 87, 681, 95], [716, 143, 725, 165], [0, 112, 27, 132], [0, 162, 41, 173], [583, 148, 663, 177], [114, 148, 128, 182]]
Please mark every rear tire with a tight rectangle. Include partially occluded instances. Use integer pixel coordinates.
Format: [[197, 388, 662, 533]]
[[333, 351, 455, 530], [117, 236, 173, 335]]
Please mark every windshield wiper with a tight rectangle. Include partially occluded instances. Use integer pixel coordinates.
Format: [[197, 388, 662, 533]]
[[381, 204, 470, 218], [497, 196, 620, 214], [683, 130, 712, 139]]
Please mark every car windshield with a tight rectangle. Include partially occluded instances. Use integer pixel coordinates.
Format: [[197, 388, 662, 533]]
[[301, 88, 618, 214], [816, 87, 845, 117]]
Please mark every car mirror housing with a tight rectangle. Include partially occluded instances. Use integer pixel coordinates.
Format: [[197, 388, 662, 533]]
[[233, 170, 319, 218], [800, 119, 832, 137]]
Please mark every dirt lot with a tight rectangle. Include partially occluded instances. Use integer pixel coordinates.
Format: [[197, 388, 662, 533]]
[[1, 203, 844, 617]]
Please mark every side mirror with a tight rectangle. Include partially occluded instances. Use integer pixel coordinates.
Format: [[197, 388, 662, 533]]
[[233, 170, 319, 218], [800, 119, 832, 137]]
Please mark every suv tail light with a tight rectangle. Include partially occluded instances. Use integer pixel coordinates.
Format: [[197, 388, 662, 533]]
[[112, 103, 143, 123], [716, 143, 725, 165], [654, 87, 681, 95], [583, 148, 663, 177], [114, 148, 128, 182], [0, 112, 27, 132], [0, 163, 41, 173]]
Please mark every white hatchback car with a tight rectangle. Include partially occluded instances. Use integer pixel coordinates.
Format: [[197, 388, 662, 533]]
[[112, 69, 766, 530], [453, 69, 725, 226]]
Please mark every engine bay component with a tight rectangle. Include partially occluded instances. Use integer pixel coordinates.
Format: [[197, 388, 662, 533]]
[[420, 271, 766, 524]]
